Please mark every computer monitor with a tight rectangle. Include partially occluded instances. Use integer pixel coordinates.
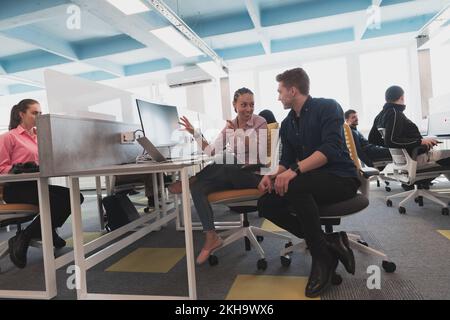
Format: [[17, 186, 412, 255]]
[[428, 111, 450, 137], [136, 99, 180, 147]]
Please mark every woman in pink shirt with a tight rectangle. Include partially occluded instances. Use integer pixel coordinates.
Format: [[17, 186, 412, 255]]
[[0, 99, 84, 269]]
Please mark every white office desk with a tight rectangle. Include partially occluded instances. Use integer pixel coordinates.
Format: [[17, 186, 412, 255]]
[[0, 173, 56, 299], [65, 161, 198, 300]]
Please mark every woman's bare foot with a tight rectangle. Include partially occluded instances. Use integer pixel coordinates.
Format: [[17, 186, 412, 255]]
[[168, 176, 196, 194], [196, 231, 223, 265]]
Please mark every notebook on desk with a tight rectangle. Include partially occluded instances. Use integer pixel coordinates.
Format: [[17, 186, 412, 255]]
[[137, 136, 198, 163]]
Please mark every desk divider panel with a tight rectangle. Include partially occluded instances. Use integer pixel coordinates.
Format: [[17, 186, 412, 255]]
[[37, 114, 142, 177]]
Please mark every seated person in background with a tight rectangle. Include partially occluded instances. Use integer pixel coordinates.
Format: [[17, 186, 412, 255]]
[[344, 109, 391, 167], [258, 109, 277, 125], [368, 85, 450, 167], [168, 88, 267, 264], [0, 99, 84, 269], [114, 174, 163, 209]]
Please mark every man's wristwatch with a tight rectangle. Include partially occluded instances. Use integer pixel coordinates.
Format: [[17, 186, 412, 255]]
[[289, 163, 301, 175]]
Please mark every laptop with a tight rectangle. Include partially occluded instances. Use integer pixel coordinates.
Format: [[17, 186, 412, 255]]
[[137, 136, 199, 163]]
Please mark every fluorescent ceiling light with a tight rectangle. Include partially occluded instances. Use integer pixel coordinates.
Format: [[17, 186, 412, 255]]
[[150, 26, 203, 58], [106, 0, 151, 15], [197, 61, 228, 79]]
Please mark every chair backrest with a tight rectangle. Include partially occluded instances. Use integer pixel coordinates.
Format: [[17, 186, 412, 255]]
[[378, 128, 417, 184], [343, 123, 362, 171], [260, 122, 280, 176], [343, 123, 369, 196], [266, 122, 279, 159]]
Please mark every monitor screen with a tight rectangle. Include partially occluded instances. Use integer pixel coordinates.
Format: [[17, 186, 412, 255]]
[[136, 99, 180, 147]]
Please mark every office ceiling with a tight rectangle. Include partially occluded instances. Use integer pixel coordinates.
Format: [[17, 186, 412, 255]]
[[0, 0, 448, 95]]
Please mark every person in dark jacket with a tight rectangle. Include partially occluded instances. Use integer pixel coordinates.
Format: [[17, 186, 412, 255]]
[[368, 85, 450, 167], [257, 68, 360, 298], [344, 109, 391, 167]]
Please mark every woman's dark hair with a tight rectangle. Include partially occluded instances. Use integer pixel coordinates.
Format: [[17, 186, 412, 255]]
[[258, 109, 277, 124], [233, 87, 253, 103], [9, 99, 39, 130]]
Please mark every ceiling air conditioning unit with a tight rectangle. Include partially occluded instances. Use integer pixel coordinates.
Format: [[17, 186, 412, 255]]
[[166, 67, 212, 88]]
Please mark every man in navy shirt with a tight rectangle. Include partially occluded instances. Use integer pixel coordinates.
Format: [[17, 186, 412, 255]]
[[257, 68, 360, 298]]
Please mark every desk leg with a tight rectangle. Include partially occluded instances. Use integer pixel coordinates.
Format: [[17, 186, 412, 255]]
[[180, 168, 197, 300], [159, 172, 167, 222], [95, 176, 105, 230], [152, 172, 161, 226], [37, 178, 57, 299], [68, 177, 87, 299], [105, 176, 112, 196]]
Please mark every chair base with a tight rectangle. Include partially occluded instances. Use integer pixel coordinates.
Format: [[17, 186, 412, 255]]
[[280, 232, 396, 273], [386, 185, 450, 209], [212, 226, 292, 260]]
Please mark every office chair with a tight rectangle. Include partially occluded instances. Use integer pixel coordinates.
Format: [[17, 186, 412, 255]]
[[206, 122, 292, 270], [0, 184, 39, 261], [378, 129, 450, 215], [280, 124, 397, 278]]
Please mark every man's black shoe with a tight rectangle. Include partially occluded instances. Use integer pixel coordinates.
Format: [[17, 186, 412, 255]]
[[305, 254, 338, 298], [8, 231, 31, 269], [52, 230, 66, 249], [325, 231, 355, 275]]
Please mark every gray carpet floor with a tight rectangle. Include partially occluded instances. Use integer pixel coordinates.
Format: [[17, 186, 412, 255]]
[[0, 178, 449, 300]]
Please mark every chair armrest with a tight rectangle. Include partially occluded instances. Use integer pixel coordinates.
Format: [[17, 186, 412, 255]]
[[411, 145, 427, 161], [359, 167, 380, 178]]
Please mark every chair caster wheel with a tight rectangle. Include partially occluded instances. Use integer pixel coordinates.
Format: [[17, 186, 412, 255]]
[[280, 255, 291, 267], [144, 207, 150, 213], [398, 207, 406, 214], [382, 260, 396, 273], [357, 240, 369, 247], [386, 200, 392, 207], [208, 255, 218, 266], [257, 258, 267, 270], [385, 187, 391, 192], [284, 242, 293, 248], [256, 236, 264, 242], [332, 273, 343, 285], [442, 208, 449, 216]]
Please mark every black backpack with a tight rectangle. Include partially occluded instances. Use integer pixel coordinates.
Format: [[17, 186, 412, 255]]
[[102, 194, 140, 231]]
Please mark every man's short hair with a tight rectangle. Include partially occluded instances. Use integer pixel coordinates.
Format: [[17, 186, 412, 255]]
[[344, 109, 357, 120], [276, 68, 310, 95], [385, 85, 404, 103]]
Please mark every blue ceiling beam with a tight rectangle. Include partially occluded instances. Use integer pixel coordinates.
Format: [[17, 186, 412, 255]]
[[0, 0, 70, 21], [0, 50, 71, 73], [1, 26, 127, 76], [2, 26, 78, 60], [8, 84, 42, 95], [272, 28, 355, 53], [73, 35, 146, 60], [77, 71, 118, 82], [261, 0, 372, 27], [124, 59, 172, 76], [380, 0, 414, 6], [216, 43, 265, 60], [186, 12, 254, 38], [362, 13, 437, 39]]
